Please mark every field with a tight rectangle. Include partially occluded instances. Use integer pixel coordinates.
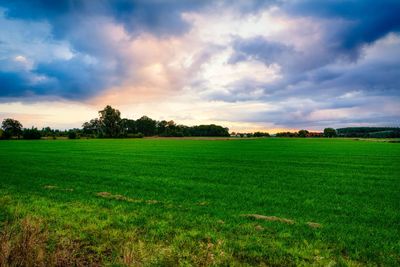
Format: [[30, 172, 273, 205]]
[[0, 138, 399, 266]]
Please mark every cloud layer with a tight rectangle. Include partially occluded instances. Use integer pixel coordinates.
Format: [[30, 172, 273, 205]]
[[0, 0, 399, 130]]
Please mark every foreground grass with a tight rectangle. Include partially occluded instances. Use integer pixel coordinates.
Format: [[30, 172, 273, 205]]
[[0, 138, 399, 266]]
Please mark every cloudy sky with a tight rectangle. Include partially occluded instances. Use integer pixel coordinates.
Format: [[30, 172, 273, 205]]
[[0, 0, 399, 132]]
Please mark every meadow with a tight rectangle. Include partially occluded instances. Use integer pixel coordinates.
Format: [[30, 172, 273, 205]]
[[0, 138, 399, 266]]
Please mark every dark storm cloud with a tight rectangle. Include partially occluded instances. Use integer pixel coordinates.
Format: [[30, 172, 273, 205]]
[[33, 57, 115, 100], [0, 70, 33, 96], [284, 0, 400, 57], [0, 57, 112, 99], [1, 0, 280, 36], [223, 0, 400, 116], [229, 0, 400, 70], [1, 0, 209, 36]]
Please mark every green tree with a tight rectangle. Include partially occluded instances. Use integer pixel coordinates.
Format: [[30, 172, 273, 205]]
[[298, 129, 309, 137], [1, 118, 23, 139], [136, 116, 157, 136], [82, 118, 101, 136], [98, 106, 122, 138], [22, 127, 41, 139], [324, 128, 337, 137], [156, 120, 168, 135], [253, 132, 270, 137], [121, 119, 137, 134], [189, 124, 230, 137], [68, 131, 77, 139]]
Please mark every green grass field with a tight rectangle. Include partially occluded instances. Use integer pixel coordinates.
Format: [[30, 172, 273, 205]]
[[0, 138, 399, 266]]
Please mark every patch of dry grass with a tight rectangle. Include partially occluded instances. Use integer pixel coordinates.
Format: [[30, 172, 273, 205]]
[[0, 217, 102, 267], [307, 222, 322, 229], [0, 216, 232, 266], [96, 192, 158, 204], [241, 214, 296, 224]]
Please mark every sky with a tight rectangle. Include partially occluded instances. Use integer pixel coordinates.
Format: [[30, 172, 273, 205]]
[[0, 0, 399, 133]]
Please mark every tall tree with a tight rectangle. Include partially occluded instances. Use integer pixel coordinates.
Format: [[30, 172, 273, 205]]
[[98, 106, 122, 138], [156, 120, 168, 135], [1, 118, 23, 139], [82, 118, 101, 136], [298, 129, 309, 137], [324, 128, 337, 137], [136, 116, 157, 136], [121, 118, 137, 134]]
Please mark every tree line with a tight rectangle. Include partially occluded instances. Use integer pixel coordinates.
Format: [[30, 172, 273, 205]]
[[273, 127, 400, 138], [0, 105, 230, 139], [1, 105, 398, 140], [275, 128, 337, 138], [336, 127, 400, 138]]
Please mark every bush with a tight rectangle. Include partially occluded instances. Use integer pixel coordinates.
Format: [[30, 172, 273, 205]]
[[0, 129, 12, 140], [336, 127, 399, 137], [298, 129, 309, 137], [22, 128, 42, 140], [189, 125, 230, 137], [324, 128, 337, 137], [127, 133, 144, 138], [253, 132, 270, 137], [368, 130, 400, 138], [276, 132, 299, 137], [68, 131, 77, 139]]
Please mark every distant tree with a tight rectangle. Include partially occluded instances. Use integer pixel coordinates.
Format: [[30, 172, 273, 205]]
[[276, 131, 298, 137], [167, 120, 176, 128], [82, 118, 101, 136], [1, 118, 23, 139], [98, 105, 122, 138], [324, 128, 337, 137], [41, 126, 54, 137], [120, 118, 137, 134], [68, 131, 77, 139], [253, 132, 270, 137], [189, 124, 229, 137], [158, 120, 188, 137], [156, 120, 168, 135], [368, 130, 400, 138], [336, 127, 399, 138], [22, 127, 41, 140], [298, 129, 309, 137], [136, 116, 157, 136]]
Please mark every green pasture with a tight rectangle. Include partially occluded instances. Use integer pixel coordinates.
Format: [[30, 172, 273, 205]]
[[0, 138, 399, 266]]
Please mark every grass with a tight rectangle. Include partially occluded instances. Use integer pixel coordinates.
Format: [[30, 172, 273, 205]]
[[0, 138, 399, 266]]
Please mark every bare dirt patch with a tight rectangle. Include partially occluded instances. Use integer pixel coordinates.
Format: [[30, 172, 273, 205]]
[[96, 192, 158, 204], [307, 222, 322, 229], [241, 214, 295, 224], [0, 217, 100, 266], [255, 225, 264, 231]]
